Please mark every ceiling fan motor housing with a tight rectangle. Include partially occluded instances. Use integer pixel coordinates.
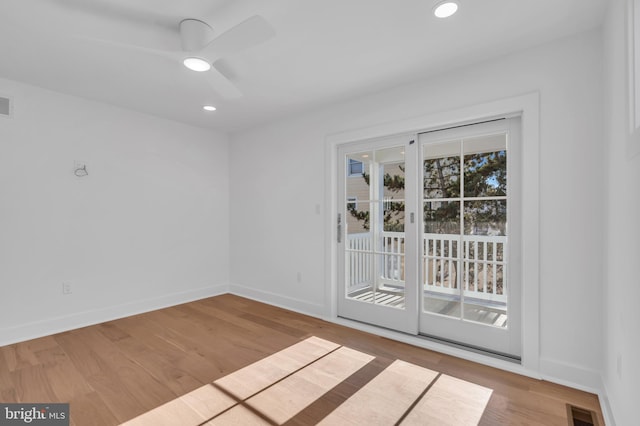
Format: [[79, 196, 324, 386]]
[[179, 19, 214, 52]]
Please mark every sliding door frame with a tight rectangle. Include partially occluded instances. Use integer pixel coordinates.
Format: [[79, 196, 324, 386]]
[[325, 93, 539, 375]]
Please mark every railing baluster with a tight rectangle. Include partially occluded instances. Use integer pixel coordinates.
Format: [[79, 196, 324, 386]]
[[439, 238, 443, 286], [473, 241, 478, 293], [448, 238, 453, 288], [358, 238, 362, 285], [354, 250, 357, 287], [483, 241, 488, 293], [493, 241, 504, 294], [432, 237, 437, 286], [464, 240, 469, 291]]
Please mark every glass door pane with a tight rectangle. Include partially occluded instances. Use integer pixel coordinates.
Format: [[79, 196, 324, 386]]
[[422, 135, 508, 327], [461, 134, 508, 327], [345, 146, 406, 308], [423, 141, 462, 319], [418, 118, 521, 358]]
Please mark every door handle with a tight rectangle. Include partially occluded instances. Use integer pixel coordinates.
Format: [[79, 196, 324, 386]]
[[337, 213, 342, 243]]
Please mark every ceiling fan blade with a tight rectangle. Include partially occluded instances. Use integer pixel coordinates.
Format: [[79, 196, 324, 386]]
[[79, 36, 179, 60], [53, 0, 176, 32], [205, 65, 243, 99], [199, 15, 275, 61]]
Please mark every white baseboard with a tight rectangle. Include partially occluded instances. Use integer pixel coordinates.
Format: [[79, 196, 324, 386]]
[[539, 357, 603, 394], [539, 359, 617, 424], [228, 283, 325, 318], [598, 379, 617, 426], [0, 283, 229, 346]]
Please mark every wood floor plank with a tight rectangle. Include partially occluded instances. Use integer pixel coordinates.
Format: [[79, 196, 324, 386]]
[[285, 358, 393, 426], [70, 328, 177, 407], [0, 350, 15, 394], [119, 398, 204, 426], [97, 324, 207, 396], [1, 388, 18, 403], [206, 406, 272, 425], [68, 391, 120, 426], [1, 343, 39, 371], [121, 384, 237, 426], [178, 302, 300, 353], [110, 315, 220, 383], [180, 384, 237, 420], [10, 364, 58, 402], [134, 308, 269, 376], [246, 347, 374, 425], [57, 328, 171, 422], [401, 374, 493, 425], [214, 336, 339, 400], [54, 332, 110, 378], [317, 360, 439, 425], [33, 344, 70, 367], [44, 358, 95, 401], [84, 371, 149, 423]]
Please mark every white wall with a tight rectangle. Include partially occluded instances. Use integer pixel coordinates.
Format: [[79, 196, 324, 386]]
[[0, 78, 230, 345], [602, 1, 640, 425], [230, 30, 604, 389]]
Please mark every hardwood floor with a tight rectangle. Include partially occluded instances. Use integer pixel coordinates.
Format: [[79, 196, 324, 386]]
[[0, 294, 604, 425]]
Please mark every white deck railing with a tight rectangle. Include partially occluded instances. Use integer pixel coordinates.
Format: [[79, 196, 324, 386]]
[[347, 232, 507, 304]]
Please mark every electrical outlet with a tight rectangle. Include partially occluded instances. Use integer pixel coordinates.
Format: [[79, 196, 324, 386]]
[[62, 282, 72, 295]]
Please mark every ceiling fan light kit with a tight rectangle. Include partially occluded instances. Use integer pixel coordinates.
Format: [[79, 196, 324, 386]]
[[433, 1, 459, 18], [183, 57, 211, 72]]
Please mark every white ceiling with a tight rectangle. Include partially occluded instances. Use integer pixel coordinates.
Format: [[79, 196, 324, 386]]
[[0, 0, 608, 133]]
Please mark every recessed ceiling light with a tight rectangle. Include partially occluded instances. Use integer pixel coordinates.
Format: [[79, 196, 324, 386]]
[[362, 154, 369, 158], [183, 57, 211, 72], [433, 1, 458, 18], [203, 105, 217, 111]]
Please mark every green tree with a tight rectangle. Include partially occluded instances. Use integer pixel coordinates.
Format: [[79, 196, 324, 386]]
[[346, 164, 405, 231], [423, 155, 459, 234], [348, 150, 507, 234], [423, 150, 507, 235]]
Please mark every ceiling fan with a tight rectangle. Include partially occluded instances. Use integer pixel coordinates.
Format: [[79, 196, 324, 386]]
[[92, 14, 276, 99]]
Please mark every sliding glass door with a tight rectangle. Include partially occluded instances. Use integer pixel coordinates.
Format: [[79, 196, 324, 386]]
[[337, 118, 522, 358], [337, 135, 418, 334], [418, 119, 521, 357]]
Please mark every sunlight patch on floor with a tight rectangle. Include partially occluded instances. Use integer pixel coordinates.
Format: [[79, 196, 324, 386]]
[[120, 336, 492, 426]]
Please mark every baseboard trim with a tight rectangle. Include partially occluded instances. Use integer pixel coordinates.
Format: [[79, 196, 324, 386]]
[[539, 357, 603, 394], [598, 379, 617, 426], [228, 283, 325, 318], [0, 283, 229, 346]]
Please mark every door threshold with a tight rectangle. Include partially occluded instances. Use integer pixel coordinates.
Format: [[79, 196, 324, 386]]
[[418, 333, 521, 363], [332, 316, 534, 381], [338, 315, 521, 363]]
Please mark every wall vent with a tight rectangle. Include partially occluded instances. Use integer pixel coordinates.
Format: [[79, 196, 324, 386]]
[[0, 96, 12, 117], [566, 404, 598, 426]]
